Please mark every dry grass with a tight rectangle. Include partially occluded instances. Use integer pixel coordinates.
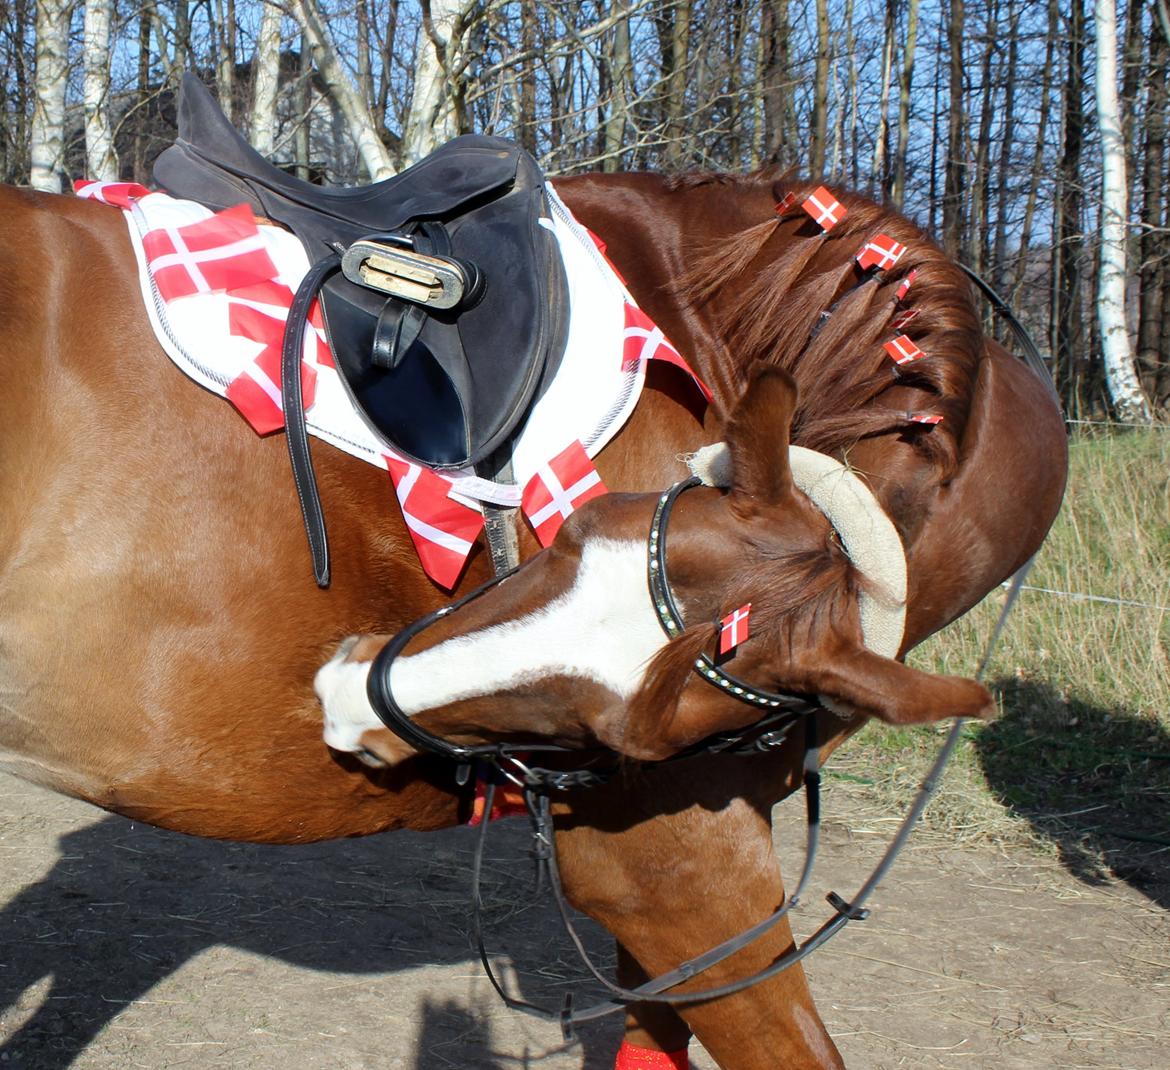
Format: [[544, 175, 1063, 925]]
[[825, 427, 1170, 884]]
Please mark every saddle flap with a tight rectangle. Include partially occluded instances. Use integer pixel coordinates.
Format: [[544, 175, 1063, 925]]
[[319, 169, 569, 469]]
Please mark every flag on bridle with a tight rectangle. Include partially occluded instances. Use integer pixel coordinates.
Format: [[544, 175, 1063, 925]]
[[856, 233, 907, 272], [801, 187, 847, 231], [719, 603, 752, 654], [623, 304, 712, 402], [142, 203, 279, 302], [385, 454, 485, 590], [522, 440, 608, 547]]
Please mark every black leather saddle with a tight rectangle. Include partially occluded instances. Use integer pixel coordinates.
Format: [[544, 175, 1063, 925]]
[[152, 75, 569, 585]]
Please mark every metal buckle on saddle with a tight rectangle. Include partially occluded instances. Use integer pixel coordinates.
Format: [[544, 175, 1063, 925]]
[[341, 235, 480, 311]]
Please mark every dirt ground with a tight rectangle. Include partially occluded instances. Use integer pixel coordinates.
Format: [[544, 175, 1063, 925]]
[[0, 772, 1166, 1070]]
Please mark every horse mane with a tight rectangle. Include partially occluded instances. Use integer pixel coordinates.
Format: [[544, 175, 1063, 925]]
[[671, 172, 983, 481]]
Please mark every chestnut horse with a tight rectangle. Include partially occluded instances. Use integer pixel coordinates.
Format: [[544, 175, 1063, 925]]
[[0, 169, 1066, 1069]]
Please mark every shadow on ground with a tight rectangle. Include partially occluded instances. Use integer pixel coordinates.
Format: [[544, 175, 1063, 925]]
[[0, 813, 619, 1069], [976, 678, 1170, 910]]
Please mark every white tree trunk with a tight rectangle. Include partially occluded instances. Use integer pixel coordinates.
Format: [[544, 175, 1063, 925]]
[[1095, 0, 1152, 422], [30, 0, 72, 192], [402, 0, 476, 164], [289, 0, 395, 180], [251, 0, 284, 156], [83, 0, 119, 181]]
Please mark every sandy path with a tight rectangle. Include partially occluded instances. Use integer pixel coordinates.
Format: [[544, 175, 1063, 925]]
[[1, 774, 1166, 1069]]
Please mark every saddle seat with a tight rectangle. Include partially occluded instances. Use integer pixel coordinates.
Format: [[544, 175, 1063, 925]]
[[153, 74, 567, 471]]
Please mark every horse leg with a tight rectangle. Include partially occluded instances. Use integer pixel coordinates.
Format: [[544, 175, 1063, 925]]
[[615, 942, 694, 1067], [557, 766, 845, 1070]]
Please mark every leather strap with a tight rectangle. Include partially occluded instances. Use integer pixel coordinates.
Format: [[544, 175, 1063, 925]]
[[282, 252, 341, 588], [477, 448, 520, 576], [372, 302, 426, 369]]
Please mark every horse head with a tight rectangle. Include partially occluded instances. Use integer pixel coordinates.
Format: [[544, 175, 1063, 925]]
[[316, 364, 995, 768]]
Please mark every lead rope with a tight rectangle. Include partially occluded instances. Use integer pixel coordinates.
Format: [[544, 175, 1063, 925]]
[[469, 560, 1035, 1038]]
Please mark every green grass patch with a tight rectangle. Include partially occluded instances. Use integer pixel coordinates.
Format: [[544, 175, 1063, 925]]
[[826, 428, 1170, 887]]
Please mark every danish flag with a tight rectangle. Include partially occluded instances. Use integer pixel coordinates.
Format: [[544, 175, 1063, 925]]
[[220, 281, 334, 434], [801, 187, 847, 231], [74, 179, 151, 209], [623, 304, 712, 402], [522, 440, 608, 547], [895, 269, 919, 302], [856, 233, 907, 272], [774, 192, 798, 217], [142, 203, 279, 302], [385, 454, 484, 590], [719, 603, 752, 655], [883, 334, 926, 365], [226, 280, 333, 367], [891, 308, 920, 332]]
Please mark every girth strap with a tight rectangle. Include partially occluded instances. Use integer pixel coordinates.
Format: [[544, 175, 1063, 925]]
[[282, 251, 341, 588]]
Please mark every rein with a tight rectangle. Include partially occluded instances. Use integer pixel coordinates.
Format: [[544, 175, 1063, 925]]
[[364, 474, 1024, 1037], [361, 263, 1051, 1037]]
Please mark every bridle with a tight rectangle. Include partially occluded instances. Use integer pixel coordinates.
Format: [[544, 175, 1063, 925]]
[[363, 472, 1025, 1036], [355, 262, 1048, 1037]]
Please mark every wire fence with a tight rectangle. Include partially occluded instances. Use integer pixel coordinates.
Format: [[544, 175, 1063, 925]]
[[1065, 418, 1170, 429], [999, 581, 1169, 614]]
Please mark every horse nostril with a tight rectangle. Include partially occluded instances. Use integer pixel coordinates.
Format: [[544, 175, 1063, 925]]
[[357, 748, 387, 768]]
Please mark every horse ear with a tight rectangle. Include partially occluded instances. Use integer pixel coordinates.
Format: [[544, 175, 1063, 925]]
[[808, 637, 997, 725], [725, 363, 798, 505]]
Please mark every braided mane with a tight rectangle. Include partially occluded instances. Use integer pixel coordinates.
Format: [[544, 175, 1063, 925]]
[[671, 172, 984, 481]]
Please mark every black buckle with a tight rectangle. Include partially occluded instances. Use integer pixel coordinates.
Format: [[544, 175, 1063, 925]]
[[826, 890, 870, 921]]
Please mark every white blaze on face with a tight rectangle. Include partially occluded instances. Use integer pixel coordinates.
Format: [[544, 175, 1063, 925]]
[[316, 539, 666, 755]]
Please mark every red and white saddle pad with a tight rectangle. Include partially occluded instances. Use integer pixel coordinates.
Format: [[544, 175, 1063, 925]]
[[78, 180, 708, 588]]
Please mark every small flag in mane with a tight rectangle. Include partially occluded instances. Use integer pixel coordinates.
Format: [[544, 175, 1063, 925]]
[[522, 440, 608, 547], [856, 233, 907, 272], [142, 203, 279, 302], [385, 454, 484, 590], [719, 603, 752, 655], [74, 179, 151, 209], [774, 192, 798, 216], [883, 334, 925, 365], [801, 187, 847, 231], [891, 307, 920, 332], [895, 269, 919, 303], [908, 413, 943, 426], [623, 304, 712, 402]]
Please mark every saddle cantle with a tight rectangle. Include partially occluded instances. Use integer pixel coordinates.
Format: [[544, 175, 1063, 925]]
[[153, 75, 569, 585]]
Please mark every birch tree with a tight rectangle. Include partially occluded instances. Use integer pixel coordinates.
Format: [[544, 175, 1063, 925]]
[[1096, 0, 1152, 421], [891, 0, 920, 207], [251, 0, 284, 156], [810, 0, 829, 176], [30, 0, 71, 192], [870, 0, 895, 192], [83, 0, 119, 181], [291, 0, 395, 179], [402, 0, 478, 163]]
